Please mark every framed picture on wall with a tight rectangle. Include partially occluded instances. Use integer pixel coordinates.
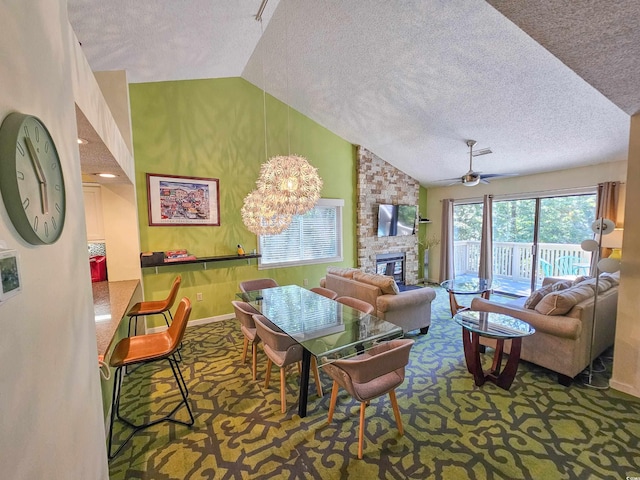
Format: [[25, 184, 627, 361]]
[[146, 173, 220, 226]]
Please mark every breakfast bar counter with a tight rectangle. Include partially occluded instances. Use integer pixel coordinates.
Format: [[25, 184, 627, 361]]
[[93, 279, 141, 358]]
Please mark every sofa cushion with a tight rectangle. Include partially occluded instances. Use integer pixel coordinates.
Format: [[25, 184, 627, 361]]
[[600, 271, 620, 286], [524, 280, 573, 310], [575, 274, 617, 293], [352, 271, 400, 295], [326, 266, 359, 279], [534, 284, 595, 316]]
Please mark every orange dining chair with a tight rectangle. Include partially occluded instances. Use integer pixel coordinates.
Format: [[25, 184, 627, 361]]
[[239, 278, 278, 293], [253, 314, 324, 413], [231, 300, 262, 380], [336, 296, 375, 315], [310, 286, 338, 300], [323, 338, 414, 459], [108, 297, 194, 459], [127, 275, 182, 336]]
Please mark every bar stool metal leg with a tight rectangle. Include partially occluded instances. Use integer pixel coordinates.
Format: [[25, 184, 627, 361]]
[[107, 357, 194, 460]]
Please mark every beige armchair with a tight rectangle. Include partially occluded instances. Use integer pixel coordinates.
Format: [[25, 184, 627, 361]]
[[231, 300, 262, 381], [335, 296, 375, 315], [310, 286, 338, 300], [253, 314, 323, 413], [239, 278, 278, 292], [322, 338, 414, 459]]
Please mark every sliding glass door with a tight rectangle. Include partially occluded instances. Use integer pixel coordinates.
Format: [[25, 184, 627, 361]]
[[493, 193, 596, 296], [537, 195, 596, 286], [493, 199, 537, 296], [453, 192, 596, 296]]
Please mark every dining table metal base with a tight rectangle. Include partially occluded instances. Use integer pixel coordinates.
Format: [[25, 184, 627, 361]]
[[298, 349, 312, 417]]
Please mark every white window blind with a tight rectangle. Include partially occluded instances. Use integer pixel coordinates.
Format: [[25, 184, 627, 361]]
[[259, 199, 344, 268]]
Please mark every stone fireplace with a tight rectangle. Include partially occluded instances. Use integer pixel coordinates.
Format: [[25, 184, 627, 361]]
[[356, 146, 420, 285], [375, 252, 406, 285]]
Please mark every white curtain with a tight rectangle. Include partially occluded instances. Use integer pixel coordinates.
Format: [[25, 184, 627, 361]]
[[478, 194, 493, 281], [439, 199, 455, 282]]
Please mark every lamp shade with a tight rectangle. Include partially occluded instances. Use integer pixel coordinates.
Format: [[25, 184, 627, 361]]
[[601, 228, 623, 249], [581, 239, 599, 252], [591, 218, 615, 235], [597, 257, 620, 273]]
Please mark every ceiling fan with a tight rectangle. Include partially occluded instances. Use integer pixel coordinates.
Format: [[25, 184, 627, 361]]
[[442, 140, 516, 187]]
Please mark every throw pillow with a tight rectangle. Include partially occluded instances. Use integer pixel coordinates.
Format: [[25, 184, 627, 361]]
[[352, 271, 400, 295], [534, 284, 595, 316], [523, 280, 573, 310], [327, 266, 359, 279], [573, 275, 592, 285]]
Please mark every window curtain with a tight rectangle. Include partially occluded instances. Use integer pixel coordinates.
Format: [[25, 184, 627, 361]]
[[591, 181, 620, 273], [478, 194, 493, 281], [439, 199, 455, 282]]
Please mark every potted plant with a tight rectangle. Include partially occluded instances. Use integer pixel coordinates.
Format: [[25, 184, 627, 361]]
[[419, 234, 440, 282]]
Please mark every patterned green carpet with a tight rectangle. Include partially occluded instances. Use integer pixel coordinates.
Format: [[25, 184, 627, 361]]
[[108, 288, 640, 479]]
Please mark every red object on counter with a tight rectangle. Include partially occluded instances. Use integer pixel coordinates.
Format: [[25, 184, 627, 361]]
[[90, 255, 107, 282]]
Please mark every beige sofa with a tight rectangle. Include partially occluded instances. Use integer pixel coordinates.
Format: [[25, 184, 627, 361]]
[[319, 267, 436, 334], [471, 274, 619, 385]]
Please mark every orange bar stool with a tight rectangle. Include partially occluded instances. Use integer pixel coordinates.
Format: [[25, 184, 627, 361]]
[[127, 275, 181, 336], [108, 297, 194, 459]]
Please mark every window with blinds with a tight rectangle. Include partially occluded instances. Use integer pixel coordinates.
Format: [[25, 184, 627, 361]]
[[258, 199, 344, 268]]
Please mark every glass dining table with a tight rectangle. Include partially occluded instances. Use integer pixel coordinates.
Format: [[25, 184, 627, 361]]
[[237, 285, 403, 417]]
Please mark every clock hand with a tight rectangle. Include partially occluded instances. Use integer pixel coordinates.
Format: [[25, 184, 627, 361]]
[[25, 136, 49, 214]]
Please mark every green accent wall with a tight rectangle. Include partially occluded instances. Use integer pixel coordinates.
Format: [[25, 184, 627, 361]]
[[129, 78, 356, 325]]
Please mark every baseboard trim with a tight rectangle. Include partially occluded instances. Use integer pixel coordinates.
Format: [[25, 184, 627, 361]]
[[146, 312, 234, 334], [609, 378, 640, 398]]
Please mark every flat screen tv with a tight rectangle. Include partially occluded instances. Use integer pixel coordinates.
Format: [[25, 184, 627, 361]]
[[377, 204, 417, 237]]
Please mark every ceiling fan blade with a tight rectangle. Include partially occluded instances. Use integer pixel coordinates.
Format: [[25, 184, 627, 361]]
[[481, 173, 518, 179], [472, 148, 492, 157]]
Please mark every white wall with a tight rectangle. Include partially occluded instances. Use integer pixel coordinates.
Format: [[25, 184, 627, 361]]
[[0, 2, 108, 478], [424, 160, 628, 283], [611, 115, 640, 397], [102, 184, 142, 282]]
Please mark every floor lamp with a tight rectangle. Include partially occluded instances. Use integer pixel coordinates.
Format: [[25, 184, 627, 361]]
[[580, 218, 621, 390]]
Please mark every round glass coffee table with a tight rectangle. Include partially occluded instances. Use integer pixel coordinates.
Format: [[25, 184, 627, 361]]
[[440, 277, 494, 316], [454, 310, 535, 390]]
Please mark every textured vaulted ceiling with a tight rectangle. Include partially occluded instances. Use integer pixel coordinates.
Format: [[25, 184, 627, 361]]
[[67, 0, 638, 187]]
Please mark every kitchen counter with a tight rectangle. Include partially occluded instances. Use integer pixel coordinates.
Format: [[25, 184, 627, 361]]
[[93, 279, 141, 357]]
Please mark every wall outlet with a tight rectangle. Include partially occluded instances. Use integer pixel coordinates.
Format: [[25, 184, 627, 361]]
[[196, 292, 203, 301], [303, 279, 309, 287]]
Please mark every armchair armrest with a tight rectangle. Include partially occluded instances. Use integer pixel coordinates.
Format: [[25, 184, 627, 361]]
[[376, 287, 436, 333], [376, 287, 436, 313]]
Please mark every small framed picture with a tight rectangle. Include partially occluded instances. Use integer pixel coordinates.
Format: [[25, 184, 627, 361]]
[[0, 249, 22, 303], [146, 173, 220, 226]]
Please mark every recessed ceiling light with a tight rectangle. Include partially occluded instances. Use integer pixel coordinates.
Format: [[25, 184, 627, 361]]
[[97, 173, 117, 178], [77, 138, 88, 144]]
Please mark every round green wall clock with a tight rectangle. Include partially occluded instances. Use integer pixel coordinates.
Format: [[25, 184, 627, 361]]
[[0, 112, 66, 245]]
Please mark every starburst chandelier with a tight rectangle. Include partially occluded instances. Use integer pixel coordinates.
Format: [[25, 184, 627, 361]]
[[241, 189, 292, 235], [256, 155, 322, 216], [241, 0, 323, 235]]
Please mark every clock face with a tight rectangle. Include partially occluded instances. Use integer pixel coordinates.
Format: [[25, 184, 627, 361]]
[[0, 113, 66, 245]]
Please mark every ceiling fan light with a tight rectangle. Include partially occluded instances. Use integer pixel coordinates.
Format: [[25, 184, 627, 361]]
[[462, 173, 480, 186]]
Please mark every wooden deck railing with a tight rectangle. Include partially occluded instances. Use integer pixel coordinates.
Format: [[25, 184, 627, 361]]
[[454, 241, 592, 282]]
